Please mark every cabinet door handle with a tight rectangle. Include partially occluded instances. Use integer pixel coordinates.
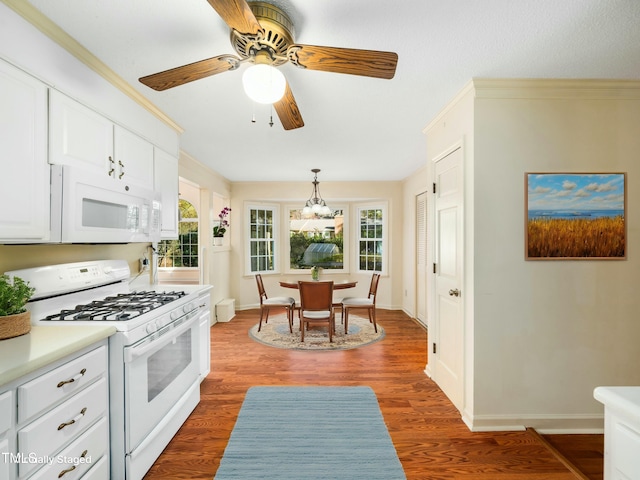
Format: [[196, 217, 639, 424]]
[[57, 368, 86, 388], [118, 159, 125, 179], [57, 407, 87, 430], [57, 450, 88, 478], [108, 156, 115, 176], [58, 464, 76, 478]]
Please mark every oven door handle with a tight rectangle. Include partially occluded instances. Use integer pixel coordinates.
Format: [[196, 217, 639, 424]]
[[124, 309, 199, 363]]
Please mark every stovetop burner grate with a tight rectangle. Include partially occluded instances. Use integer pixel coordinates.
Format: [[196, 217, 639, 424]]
[[44, 290, 187, 322]]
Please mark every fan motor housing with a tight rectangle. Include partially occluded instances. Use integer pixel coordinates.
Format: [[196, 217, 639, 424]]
[[231, 1, 295, 66]]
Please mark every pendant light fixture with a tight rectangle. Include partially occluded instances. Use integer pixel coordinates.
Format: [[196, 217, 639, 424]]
[[302, 169, 332, 217]]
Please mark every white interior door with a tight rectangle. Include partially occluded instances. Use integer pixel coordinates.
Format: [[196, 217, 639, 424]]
[[432, 146, 464, 410], [416, 192, 428, 325]]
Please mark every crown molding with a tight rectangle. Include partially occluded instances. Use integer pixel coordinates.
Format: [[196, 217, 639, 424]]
[[422, 79, 475, 134], [471, 78, 640, 100], [2, 0, 183, 134]]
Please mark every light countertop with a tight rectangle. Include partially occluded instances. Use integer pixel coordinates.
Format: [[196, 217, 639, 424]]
[[594, 386, 640, 424], [0, 325, 116, 387]]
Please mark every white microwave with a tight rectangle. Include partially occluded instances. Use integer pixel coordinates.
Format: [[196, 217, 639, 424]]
[[50, 164, 160, 243]]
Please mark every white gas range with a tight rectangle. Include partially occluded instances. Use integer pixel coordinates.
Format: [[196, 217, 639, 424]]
[[7, 260, 212, 480]]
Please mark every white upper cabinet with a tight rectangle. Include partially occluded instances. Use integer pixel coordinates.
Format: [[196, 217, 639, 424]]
[[0, 59, 49, 242], [49, 90, 154, 191], [48, 89, 112, 174], [154, 148, 179, 239], [114, 125, 154, 191]]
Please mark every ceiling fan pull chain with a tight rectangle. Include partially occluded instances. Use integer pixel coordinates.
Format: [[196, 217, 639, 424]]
[[269, 105, 274, 127]]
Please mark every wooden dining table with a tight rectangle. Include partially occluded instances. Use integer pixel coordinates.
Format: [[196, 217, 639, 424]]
[[279, 280, 357, 290]]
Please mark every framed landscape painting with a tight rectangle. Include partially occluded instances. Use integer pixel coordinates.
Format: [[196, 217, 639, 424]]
[[525, 173, 626, 260]]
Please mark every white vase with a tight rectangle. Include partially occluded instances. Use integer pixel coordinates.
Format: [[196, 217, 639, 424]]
[[213, 236, 224, 246]]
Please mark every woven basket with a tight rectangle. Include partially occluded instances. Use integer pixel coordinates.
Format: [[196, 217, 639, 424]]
[[0, 311, 31, 340]]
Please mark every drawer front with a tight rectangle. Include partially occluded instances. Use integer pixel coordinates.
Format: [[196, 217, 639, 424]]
[[611, 417, 640, 479], [18, 377, 107, 477], [18, 346, 107, 423], [27, 417, 108, 480], [1, 437, 14, 480], [76, 454, 109, 480], [0, 390, 12, 435]]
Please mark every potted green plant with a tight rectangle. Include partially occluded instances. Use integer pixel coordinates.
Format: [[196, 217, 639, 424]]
[[0, 274, 35, 340]]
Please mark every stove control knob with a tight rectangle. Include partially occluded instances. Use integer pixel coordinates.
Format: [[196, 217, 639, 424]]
[[170, 310, 179, 321], [146, 323, 157, 334], [183, 303, 193, 314]]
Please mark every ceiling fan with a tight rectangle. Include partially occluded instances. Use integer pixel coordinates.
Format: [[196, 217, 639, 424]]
[[138, 0, 398, 130]]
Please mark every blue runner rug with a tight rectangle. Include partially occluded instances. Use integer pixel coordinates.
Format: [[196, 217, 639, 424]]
[[214, 386, 406, 479]]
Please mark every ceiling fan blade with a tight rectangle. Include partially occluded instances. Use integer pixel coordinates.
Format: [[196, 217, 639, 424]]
[[288, 45, 398, 79], [273, 82, 304, 130], [206, 0, 262, 35], [139, 55, 241, 91]]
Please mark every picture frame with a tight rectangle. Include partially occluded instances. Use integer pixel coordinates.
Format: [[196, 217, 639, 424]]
[[525, 172, 626, 260]]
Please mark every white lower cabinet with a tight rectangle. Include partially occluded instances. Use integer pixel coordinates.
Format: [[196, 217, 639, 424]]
[[77, 455, 109, 480], [18, 378, 107, 478], [594, 386, 640, 480], [0, 342, 109, 480], [0, 437, 11, 480], [27, 418, 108, 480]]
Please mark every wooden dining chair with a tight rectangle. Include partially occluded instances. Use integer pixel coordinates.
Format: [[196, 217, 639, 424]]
[[255, 274, 295, 333], [340, 273, 380, 334], [298, 281, 335, 342]]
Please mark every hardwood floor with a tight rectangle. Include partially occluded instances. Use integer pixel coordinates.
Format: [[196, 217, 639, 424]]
[[144, 308, 603, 479]]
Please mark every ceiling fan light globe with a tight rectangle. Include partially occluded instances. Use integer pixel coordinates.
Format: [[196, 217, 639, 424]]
[[302, 206, 312, 216], [321, 205, 331, 216], [311, 203, 322, 214], [242, 64, 286, 104]]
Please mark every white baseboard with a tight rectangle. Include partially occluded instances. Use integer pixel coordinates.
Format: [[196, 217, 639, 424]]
[[462, 412, 604, 433]]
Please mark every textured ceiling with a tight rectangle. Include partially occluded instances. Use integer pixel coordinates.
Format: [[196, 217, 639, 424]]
[[24, 0, 640, 182]]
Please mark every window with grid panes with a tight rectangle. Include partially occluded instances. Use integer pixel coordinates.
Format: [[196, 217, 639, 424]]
[[157, 199, 199, 268], [287, 207, 345, 272], [358, 207, 383, 272], [249, 206, 276, 272]]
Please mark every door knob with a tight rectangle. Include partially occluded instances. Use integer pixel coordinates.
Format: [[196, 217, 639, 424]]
[[449, 288, 460, 297]]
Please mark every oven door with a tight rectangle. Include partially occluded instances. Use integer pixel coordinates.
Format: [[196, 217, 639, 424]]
[[123, 309, 200, 452]]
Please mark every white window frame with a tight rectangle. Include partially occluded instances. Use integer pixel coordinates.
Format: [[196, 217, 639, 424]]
[[284, 204, 349, 275], [157, 200, 199, 270], [354, 202, 388, 275], [245, 202, 280, 275]]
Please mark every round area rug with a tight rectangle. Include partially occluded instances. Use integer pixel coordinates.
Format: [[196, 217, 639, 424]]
[[249, 313, 385, 351]]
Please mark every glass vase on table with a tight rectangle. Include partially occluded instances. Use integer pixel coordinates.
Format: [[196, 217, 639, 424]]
[[311, 265, 321, 281]]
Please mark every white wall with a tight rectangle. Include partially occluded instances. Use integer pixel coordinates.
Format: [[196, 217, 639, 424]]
[[229, 180, 404, 311], [426, 79, 640, 432], [178, 151, 232, 308]]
